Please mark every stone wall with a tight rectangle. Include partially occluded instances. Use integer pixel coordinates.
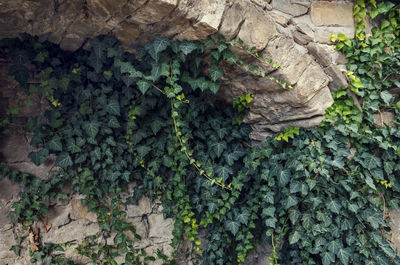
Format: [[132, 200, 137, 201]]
[[1, 1, 396, 265], [0, 0, 358, 141]]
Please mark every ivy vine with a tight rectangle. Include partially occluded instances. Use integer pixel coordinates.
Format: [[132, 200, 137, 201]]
[[0, 1, 400, 264]]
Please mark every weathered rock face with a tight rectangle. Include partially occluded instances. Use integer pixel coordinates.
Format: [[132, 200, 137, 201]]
[[2, 1, 398, 265], [0, 0, 357, 141]]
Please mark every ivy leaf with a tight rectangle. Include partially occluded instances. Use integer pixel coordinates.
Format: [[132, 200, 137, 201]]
[[48, 135, 63, 152], [211, 142, 227, 158], [265, 217, 277, 228], [108, 116, 120, 128], [337, 248, 351, 265], [151, 119, 164, 135], [289, 209, 300, 225], [362, 153, 381, 171], [289, 230, 301, 244], [285, 195, 298, 209], [326, 199, 342, 214], [28, 149, 49, 166], [215, 165, 233, 182], [179, 41, 198, 56], [328, 240, 342, 255], [209, 65, 224, 82], [106, 99, 120, 116], [153, 37, 170, 55], [322, 251, 335, 265], [83, 121, 100, 138], [262, 206, 275, 218], [55, 153, 73, 168], [380, 91, 392, 104], [137, 145, 151, 160], [66, 139, 81, 154], [236, 209, 250, 225], [278, 169, 290, 187], [225, 220, 240, 235], [208, 202, 218, 214], [137, 80, 151, 95], [224, 150, 242, 166]]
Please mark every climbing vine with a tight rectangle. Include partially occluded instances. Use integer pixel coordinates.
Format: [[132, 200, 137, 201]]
[[0, 1, 400, 264]]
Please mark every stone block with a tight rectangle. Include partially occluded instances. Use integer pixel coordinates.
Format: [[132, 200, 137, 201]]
[[129, 0, 178, 25], [42, 220, 100, 244], [307, 42, 332, 67], [237, 5, 278, 51], [148, 213, 174, 243], [324, 64, 348, 90], [219, 1, 248, 40], [271, 0, 309, 17], [311, 1, 354, 27], [127, 196, 152, 218]]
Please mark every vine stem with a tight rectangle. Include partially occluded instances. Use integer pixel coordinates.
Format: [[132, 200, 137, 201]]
[[171, 101, 231, 190]]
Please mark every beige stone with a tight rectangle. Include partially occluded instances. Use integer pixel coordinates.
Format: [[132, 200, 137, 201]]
[[324, 64, 348, 91], [42, 219, 100, 244], [114, 22, 141, 48], [307, 42, 332, 67], [129, 0, 178, 25], [237, 5, 277, 51], [374, 112, 396, 128], [271, 0, 309, 17], [127, 196, 152, 218], [70, 196, 98, 222], [311, 1, 354, 27], [148, 213, 174, 243], [219, 1, 248, 40], [264, 36, 311, 85]]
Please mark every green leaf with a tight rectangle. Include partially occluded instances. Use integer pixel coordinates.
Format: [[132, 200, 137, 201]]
[[83, 121, 100, 138], [289, 209, 300, 225], [322, 251, 335, 265], [337, 248, 351, 265], [151, 119, 164, 135], [225, 220, 240, 235], [262, 206, 275, 218], [179, 41, 198, 55], [278, 169, 290, 187], [265, 217, 277, 228], [137, 80, 151, 95], [106, 99, 120, 116], [286, 195, 298, 209], [289, 230, 301, 244], [236, 209, 250, 225], [326, 199, 341, 214], [55, 153, 73, 168], [66, 139, 81, 154], [328, 240, 341, 255], [153, 37, 170, 55], [211, 142, 226, 158], [48, 135, 63, 152], [215, 165, 233, 182], [108, 116, 120, 128], [380, 91, 392, 104], [137, 145, 151, 159], [28, 149, 49, 165], [208, 202, 218, 214], [209, 65, 224, 82]]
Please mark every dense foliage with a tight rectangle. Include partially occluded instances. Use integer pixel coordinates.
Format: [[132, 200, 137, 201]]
[[0, 1, 400, 264]]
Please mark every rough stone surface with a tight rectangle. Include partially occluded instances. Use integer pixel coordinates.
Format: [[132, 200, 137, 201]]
[[374, 112, 396, 128], [311, 1, 354, 27], [324, 64, 348, 90], [237, 4, 277, 51], [307, 42, 332, 67], [271, 0, 309, 17], [0, 0, 358, 141]]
